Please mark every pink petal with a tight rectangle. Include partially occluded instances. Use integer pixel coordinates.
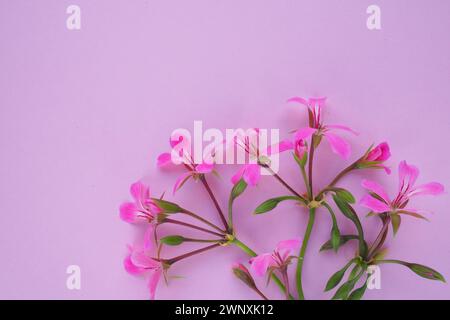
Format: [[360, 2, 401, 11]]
[[196, 162, 214, 173], [143, 225, 155, 251], [398, 160, 419, 191], [231, 166, 246, 185], [287, 96, 309, 106], [131, 250, 159, 269], [359, 194, 391, 213], [157, 153, 173, 167], [265, 139, 294, 156], [243, 164, 261, 186], [409, 182, 444, 197], [366, 142, 391, 162], [148, 268, 162, 300], [324, 132, 351, 159], [249, 253, 276, 277], [276, 238, 301, 256], [308, 97, 327, 107], [294, 127, 317, 141], [361, 179, 390, 203], [170, 135, 184, 148], [119, 202, 139, 223], [130, 181, 150, 203], [326, 124, 359, 135], [173, 171, 193, 194], [123, 254, 146, 275]]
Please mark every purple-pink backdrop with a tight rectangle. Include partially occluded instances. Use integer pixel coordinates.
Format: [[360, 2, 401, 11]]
[[0, 0, 449, 299]]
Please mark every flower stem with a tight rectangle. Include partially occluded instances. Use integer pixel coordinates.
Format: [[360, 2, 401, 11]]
[[232, 238, 294, 300], [168, 243, 221, 265], [181, 209, 226, 234], [307, 141, 315, 196], [164, 218, 224, 237], [300, 165, 312, 199], [296, 208, 316, 300], [367, 215, 391, 259], [261, 164, 305, 200], [200, 175, 229, 231]]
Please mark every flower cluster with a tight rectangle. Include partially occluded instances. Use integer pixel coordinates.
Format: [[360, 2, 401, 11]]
[[120, 96, 444, 299]]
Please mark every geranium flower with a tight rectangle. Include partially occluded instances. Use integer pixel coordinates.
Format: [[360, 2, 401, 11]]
[[360, 160, 444, 216], [124, 244, 165, 300], [356, 142, 391, 173], [249, 238, 300, 277], [288, 97, 358, 159], [119, 181, 162, 248], [230, 129, 293, 186], [157, 134, 215, 193]]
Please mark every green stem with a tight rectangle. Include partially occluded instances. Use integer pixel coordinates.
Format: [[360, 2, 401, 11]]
[[232, 238, 295, 300], [301, 165, 312, 199], [296, 208, 316, 300]]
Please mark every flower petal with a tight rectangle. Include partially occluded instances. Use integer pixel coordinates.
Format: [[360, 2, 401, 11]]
[[157, 152, 173, 167], [148, 268, 162, 300], [265, 139, 294, 155], [231, 166, 246, 185], [243, 164, 261, 186], [131, 250, 158, 269], [249, 253, 275, 277], [287, 96, 309, 106], [366, 142, 391, 162], [398, 160, 419, 192], [294, 127, 317, 141], [276, 238, 301, 257], [143, 225, 155, 251], [130, 181, 150, 203], [359, 194, 391, 213], [196, 162, 214, 173], [124, 254, 146, 275], [173, 171, 193, 194], [119, 202, 139, 223], [361, 179, 390, 203], [326, 124, 359, 135], [409, 182, 444, 197], [324, 132, 351, 159]]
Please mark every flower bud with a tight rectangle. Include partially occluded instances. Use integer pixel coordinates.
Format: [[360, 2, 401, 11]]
[[232, 263, 257, 289]]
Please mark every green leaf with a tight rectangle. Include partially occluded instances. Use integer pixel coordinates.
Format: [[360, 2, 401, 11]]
[[377, 260, 446, 282], [325, 259, 355, 291], [331, 271, 363, 300], [334, 188, 356, 204], [152, 199, 183, 214], [228, 179, 248, 229], [319, 235, 359, 252], [333, 195, 368, 258], [391, 214, 401, 236], [160, 235, 185, 246], [322, 202, 340, 252], [230, 179, 248, 201], [348, 280, 367, 300], [254, 196, 303, 215]]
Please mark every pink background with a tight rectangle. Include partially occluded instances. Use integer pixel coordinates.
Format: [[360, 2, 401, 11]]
[[0, 0, 449, 299]]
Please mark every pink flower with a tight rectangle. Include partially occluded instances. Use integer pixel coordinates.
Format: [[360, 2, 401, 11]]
[[357, 142, 391, 174], [230, 129, 293, 186], [360, 160, 444, 215], [119, 181, 162, 249], [124, 245, 165, 300], [249, 238, 300, 277], [294, 137, 307, 160], [157, 134, 215, 194], [288, 97, 358, 159]]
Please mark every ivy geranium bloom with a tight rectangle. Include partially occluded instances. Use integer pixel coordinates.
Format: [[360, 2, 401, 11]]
[[357, 142, 391, 173], [250, 238, 300, 277], [288, 97, 358, 159], [157, 135, 215, 193], [231, 129, 293, 186], [119, 181, 162, 248], [360, 160, 444, 216], [124, 245, 165, 300]]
